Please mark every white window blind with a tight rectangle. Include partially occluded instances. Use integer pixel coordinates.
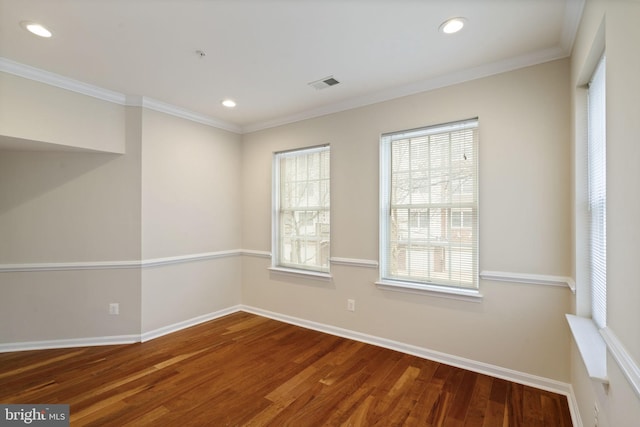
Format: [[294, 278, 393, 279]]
[[380, 119, 479, 289], [273, 145, 330, 272], [588, 55, 606, 329]]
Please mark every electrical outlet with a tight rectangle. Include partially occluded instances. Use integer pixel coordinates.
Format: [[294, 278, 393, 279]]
[[347, 299, 355, 312], [109, 303, 120, 315]]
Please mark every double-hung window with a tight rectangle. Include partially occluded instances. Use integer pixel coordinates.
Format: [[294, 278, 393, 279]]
[[380, 119, 479, 290], [588, 55, 606, 328], [272, 145, 330, 274]]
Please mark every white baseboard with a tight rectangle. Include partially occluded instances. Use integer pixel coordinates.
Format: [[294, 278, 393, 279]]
[[140, 305, 242, 342], [239, 304, 581, 427], [0, 304, 582, 426], [0, 334, 139, 353], [0, 306, 241, 352]]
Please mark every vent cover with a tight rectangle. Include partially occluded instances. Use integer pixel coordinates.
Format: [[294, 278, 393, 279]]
[[308, 76, 340, 90]]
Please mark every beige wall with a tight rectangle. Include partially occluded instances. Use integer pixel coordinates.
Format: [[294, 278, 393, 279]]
[[242, 59, 573, 382], [570, 1, 640, 426], [0, 78, 244, 342], [8, 16, 639, 419], [0, 269, 141, 342], [0, 72, 125, 153], [140, 109, 243, 333], [0, 105, 142, 342]]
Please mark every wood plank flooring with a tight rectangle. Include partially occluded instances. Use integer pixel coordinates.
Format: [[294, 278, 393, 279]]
[[0, 312, 573, 426]]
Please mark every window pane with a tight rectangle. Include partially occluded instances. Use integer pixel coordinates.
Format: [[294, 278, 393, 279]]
[[275, 146, 330, 272], [382, 119, 478, 288], [588, 56, 606, 328]]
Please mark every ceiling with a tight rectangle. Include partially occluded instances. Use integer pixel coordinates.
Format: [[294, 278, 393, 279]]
[[0, 0, 584, 134]]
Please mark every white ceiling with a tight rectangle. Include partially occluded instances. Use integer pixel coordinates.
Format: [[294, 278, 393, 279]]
[[0, 0, 584, 133]]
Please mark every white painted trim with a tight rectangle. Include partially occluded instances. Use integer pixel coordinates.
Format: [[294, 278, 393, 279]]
[[141, 305, 241, 342], [128, 96, 242, 134], [561, 0, 586, 54], [267, 266, 332, 281], [239, 305, 574, 396], [0, 57, 240, 134], [0, 250, 243, 273], [0, 260, 140, 273], [0, 304, 582, 426], [241, 249, 272, 259], [375, 280, 483, 302], [0, 334, 139, 354], [141, 250, 241, 268], [329, 257, 379, 268], [481, 270, 576, 293], [567, 384, 584, 427], [0, 57, 127, 105], [3, 39, 578, 137], [600, 327, 640, 401], [566, 314, 608, 384], [0, 306, 242, 352], [242, 45, 569, 133]]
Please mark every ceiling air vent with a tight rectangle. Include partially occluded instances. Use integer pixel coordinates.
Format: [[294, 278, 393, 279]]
[[308, 76, 340, 90]]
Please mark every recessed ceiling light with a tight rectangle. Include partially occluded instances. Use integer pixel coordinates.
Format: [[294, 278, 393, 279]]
[[222, 99, 237, 108], [20, 21, 52, 38], [439, 17, 466, 34]]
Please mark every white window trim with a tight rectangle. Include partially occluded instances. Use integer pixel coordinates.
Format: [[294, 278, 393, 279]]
[[375, 279, 483, 302], [268, 266, 332, 281], [568, 47, 609, 388], [566, 314, 608, 385], [379, 118, 480, 295], [271, 145, 331, 276]]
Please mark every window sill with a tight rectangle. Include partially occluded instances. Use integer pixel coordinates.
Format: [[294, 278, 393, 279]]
[[565, 314, 609, 385], [268, 266, 332, 281], [375, 279, 483, 302]]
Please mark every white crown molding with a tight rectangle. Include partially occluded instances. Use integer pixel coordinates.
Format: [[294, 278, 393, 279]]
[[600, 327, 640, 401], [242, 45, 569, 133], [4, 36, 577, 137], [561, 0, 586, 54], [481, 270, 576, 293], [0, 57, 241, 134], [0, 57, 127, 105], [127, 96, 242, 134]]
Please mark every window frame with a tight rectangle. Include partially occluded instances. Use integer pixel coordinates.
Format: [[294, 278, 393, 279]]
[[378, 119, 481, 301], [588, 55, 607, 329], [271, 144, 331, 278]]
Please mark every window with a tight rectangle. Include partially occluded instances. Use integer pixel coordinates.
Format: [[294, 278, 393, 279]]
[[380, 119, 479, 290], [272, 145, 330, 273], [451, 208, 472, 229], [588, 55, 606, 328]]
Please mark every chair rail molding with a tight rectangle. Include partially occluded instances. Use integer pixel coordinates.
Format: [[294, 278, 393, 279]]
[[480, 270, 576, 293]]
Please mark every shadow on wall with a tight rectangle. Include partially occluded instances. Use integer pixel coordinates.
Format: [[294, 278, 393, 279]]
[[0, 147, 120, 216]]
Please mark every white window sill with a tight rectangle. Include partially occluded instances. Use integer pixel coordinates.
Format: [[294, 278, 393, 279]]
[[566, 314, 609, 385], [375, 279, 483, 302], [268, 266, 332, 281]]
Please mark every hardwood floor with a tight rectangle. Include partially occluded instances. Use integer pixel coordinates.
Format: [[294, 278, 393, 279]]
[[0, 312, 573, 426]]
